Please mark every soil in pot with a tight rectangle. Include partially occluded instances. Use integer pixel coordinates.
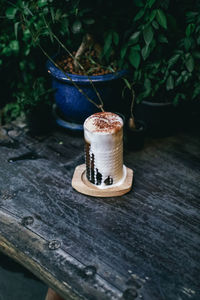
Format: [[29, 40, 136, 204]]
[[56, 49, 117, 76]]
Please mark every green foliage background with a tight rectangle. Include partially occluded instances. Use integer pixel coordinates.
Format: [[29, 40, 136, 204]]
[[0, 0, 200, 122]]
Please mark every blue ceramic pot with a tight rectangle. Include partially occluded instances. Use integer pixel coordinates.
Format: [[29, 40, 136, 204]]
[[46, 59, 128, 124]]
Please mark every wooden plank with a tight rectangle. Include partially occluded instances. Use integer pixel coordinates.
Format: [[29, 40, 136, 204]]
[[0, 124, 200, 299], [0, 210, 81, 300], [0, 210, 122, 300]]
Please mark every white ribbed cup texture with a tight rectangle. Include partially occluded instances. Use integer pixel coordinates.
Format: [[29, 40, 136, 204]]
[[84, 112, 124, 189]]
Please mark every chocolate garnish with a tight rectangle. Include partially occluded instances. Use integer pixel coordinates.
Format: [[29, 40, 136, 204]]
[[104, 176, 113, 185], [96, 168, 102, 185]]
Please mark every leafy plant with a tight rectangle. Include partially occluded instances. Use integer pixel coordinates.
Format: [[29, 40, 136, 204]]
[[1, 102, 21, 124], [0, 0, 200, 124], [122, 0, 200, 105], [2, 77, 54, 124]]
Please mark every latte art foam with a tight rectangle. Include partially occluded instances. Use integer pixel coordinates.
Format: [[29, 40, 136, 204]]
[[84, 112, 125, 189]]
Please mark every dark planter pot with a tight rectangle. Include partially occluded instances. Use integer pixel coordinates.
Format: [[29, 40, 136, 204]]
[[125, 120, 146, 151], [135, 100, 177, 137], [177, 100, 200, 131], [46, 59, 128, 126], [26, 104, 54, 136]]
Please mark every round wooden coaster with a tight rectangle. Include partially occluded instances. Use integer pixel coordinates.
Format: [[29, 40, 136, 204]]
[[71, 164, 133, 197]]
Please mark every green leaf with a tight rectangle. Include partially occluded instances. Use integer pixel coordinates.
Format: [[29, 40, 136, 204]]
[[9, 40, 19, 52], [186, 23, 195, 37], [38, 0, 48, 7], [186, 11, 198, 22], [163, 69, 169, 80], [156, 9, 167, 29], [123, 78, 131, 90], [173, 93, 185, 105], [113, 32, 119, 46], [25, 47, 30, 56], [104, 32, 113, 54], [152, 20, 159, 29], [55, 9, 62, 21], [83, 18, 95, 25], [176, 76, 183, 86], [148, 0, 156, 8], [134, 0, 144, 7], [193, 83, 200, 99], [171, 70, 178, 76], [131, 44, 140, 51], [182, 73, 189, 83], [149, 10, 157, 22], [120, 47, 127, 59], [144, 78, 151, 91], [129, 49, 141, 69], [14, 22, 19, 39], [185, 55, 194, 72], [143, 25, 154, 45], [50, 7, 55, 23], [6, 7, 17, 19], [134, 9, 145, 21], [72, 20, 82, 34], [61, 18, 69, 35], [168, 54, 180, 68], [141, 44, 150, 60], [181, 70, 187, 77], [154, 61, 161, 69], [23, 29, 31, 42], [158, 34, 168, 43], [2, 46, 11, 56], [184, 37, 192, 51], [129, 31, 140, 44], [193, 51, 200, 59], [166, 75, 174, 90]]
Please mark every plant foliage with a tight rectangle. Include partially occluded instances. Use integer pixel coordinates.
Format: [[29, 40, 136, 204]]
[[0, 0, 200, 123]]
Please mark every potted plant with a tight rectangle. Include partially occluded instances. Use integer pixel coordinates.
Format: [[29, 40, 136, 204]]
[[2, 0, 200, 138], [18, 77, 55, 135], [3, 0, 138, 130], [125, 0, 200, 136], [46, 42, 128, 129], [2, 77, 54, 136], [41, 5, 132, 129]]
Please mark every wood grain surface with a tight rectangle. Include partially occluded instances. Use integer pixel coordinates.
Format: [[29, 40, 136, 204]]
[[0, 123, 200, 300]]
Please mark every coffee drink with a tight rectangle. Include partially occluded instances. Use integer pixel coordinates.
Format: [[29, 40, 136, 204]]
[[84, 112, 126, 189]]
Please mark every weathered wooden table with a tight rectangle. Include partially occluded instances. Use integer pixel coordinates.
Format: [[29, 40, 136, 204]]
[[0, 122, 200, 300]]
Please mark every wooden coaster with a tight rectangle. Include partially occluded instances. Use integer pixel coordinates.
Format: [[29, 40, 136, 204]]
[[71, 164, 133, 197]]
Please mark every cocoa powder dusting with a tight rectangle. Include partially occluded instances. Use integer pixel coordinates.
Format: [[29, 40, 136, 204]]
[[89, 112, 122, 133]]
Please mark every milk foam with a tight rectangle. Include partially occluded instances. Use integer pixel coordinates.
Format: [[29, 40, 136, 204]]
[[84, 112, 125, 188], [84, 112, 123, 134]]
